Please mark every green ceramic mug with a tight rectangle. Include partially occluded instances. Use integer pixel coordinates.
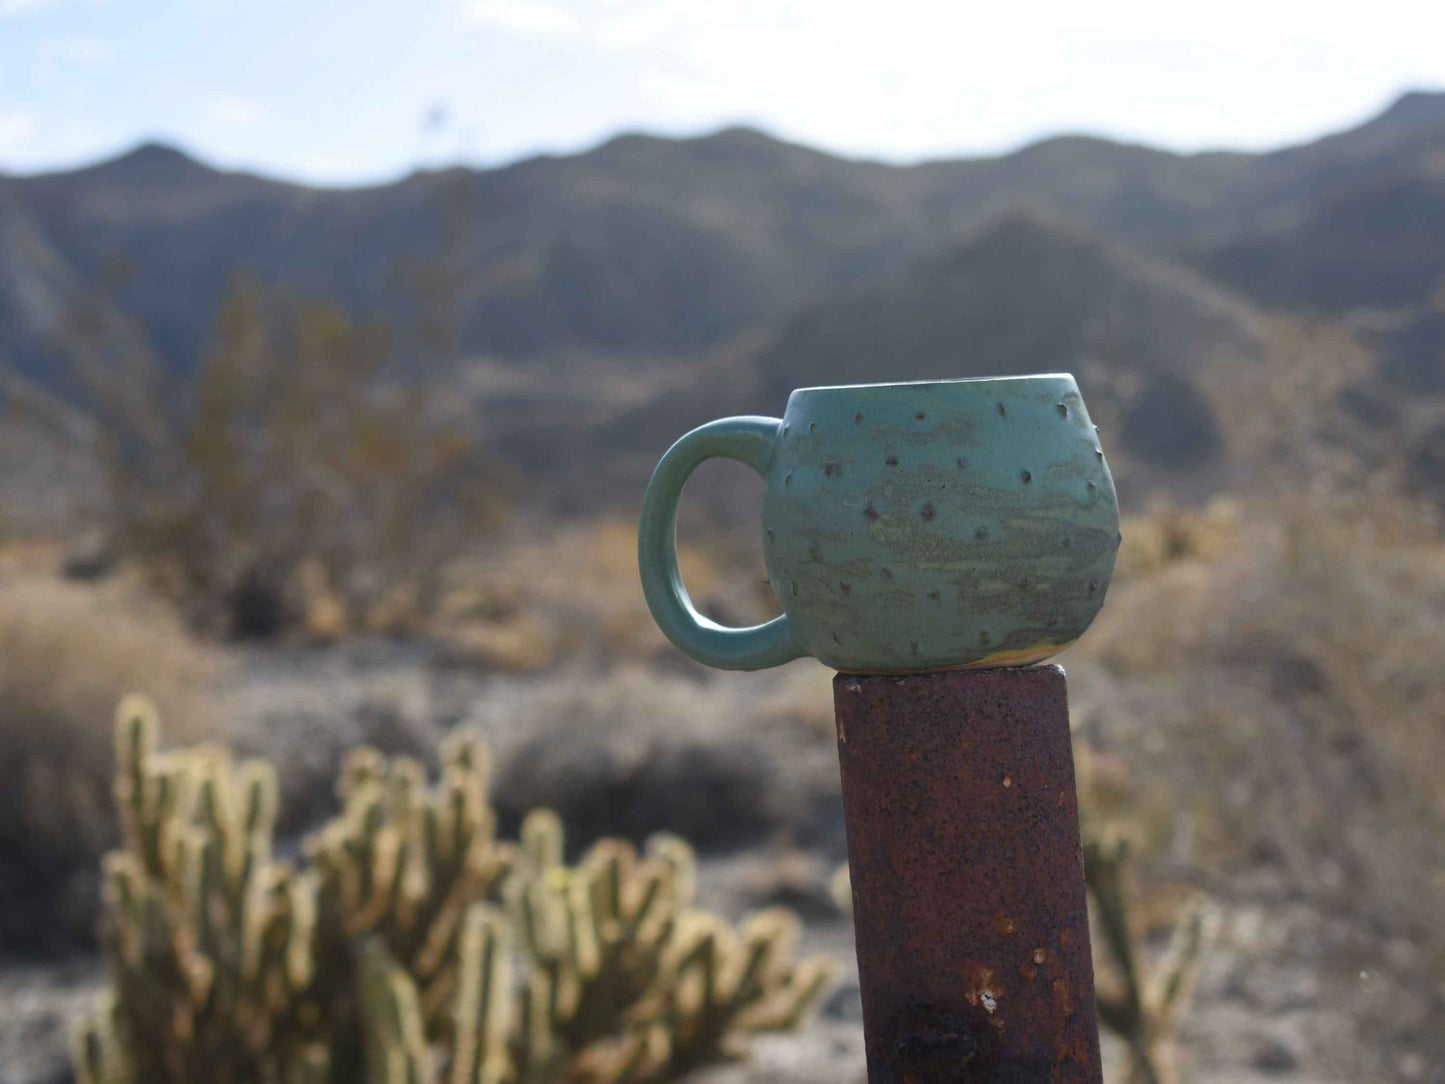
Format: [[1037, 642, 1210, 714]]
[[638, 374, 1120, 673]]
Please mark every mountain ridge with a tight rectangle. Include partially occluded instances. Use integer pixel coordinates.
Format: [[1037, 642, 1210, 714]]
[[16, 88, 1443, 190], [3, 89, 1444, 516]]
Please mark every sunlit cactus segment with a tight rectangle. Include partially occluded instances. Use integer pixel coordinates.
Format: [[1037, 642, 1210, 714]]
[[521, 808, 564, 872], [450, 905, 512, 1084], [358, 938, 434, 1084]]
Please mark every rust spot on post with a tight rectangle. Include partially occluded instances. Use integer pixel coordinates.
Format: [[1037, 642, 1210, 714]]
[[835, 666, 1102, 1083]]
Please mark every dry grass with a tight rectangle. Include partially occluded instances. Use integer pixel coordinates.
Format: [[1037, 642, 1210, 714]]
[[0, 570, 222, 949], [1066, 495, 1445, 1062], [1112, 498, 1240, 581], [432, 515, 776, 670]]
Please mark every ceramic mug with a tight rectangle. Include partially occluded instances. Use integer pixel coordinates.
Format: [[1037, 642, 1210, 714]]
[[638, 374, 1120, 672]]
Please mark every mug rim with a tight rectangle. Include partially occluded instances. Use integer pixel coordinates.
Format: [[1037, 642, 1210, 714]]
[[792, 372, 1074, 395]]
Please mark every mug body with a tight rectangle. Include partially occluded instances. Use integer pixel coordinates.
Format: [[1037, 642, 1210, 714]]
[[761, 375, 1119, 672]]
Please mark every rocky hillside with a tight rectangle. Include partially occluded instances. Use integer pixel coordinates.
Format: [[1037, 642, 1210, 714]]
[[2, 90, 1444, 514], [750, 215, 1262, 485], [456, 214, 1381, 512], [2, 90, 1443, 369]]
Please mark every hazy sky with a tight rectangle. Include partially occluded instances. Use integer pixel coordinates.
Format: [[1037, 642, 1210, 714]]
[[2, 0, 1443, 186]]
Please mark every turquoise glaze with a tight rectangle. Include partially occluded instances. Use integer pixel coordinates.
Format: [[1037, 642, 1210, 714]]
[[638, 375, 1119, 672]]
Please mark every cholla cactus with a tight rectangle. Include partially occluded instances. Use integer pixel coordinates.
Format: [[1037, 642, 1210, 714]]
[[76, 695, 327, 1084], [506, 814, 836, 1084], [449, 905, 513, 1084], [1074, 741, 1220, 1084], [358, 938, 434, 1084], [306, 731, 518, 1040], [77, 700, 834, 1084], [1085, 829, 1220, 1084]]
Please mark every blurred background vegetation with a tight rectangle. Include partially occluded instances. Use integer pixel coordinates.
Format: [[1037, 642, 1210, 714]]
[[2, 78, 1445, 1084]]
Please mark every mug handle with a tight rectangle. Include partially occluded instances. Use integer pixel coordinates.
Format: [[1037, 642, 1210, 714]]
[[638, 416, 803, 670]]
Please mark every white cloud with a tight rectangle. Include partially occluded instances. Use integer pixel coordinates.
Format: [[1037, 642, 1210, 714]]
[[570, 0, 1445, 160], [208, 96, 261, 126], [459, 0, 579, 34], [0, 107, 35, 151]]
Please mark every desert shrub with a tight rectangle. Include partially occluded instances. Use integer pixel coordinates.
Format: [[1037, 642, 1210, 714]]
[[24, 276, 508, 638], [0, 574, 219, 953], [1074, 747, 1218, 1084], [431, 517, 773, 672], [1084, 830, 1219, 1084], [1083, 496, 1445, 916], [1069, 492, 1445, 1065], [74, 701, 834, 1084], [462, 661, 842, 858], [1112, 498, 1239, 581]]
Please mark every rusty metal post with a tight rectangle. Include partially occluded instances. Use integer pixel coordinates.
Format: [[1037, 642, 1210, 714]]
[[834, 665, 1103, 1084]]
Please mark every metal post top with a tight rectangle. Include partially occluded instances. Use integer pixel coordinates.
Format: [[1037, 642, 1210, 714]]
[[836, 662, 1066, 689]]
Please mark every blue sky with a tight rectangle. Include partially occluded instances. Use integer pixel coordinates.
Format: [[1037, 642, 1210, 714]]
[[2, 0, 1444, 186]]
